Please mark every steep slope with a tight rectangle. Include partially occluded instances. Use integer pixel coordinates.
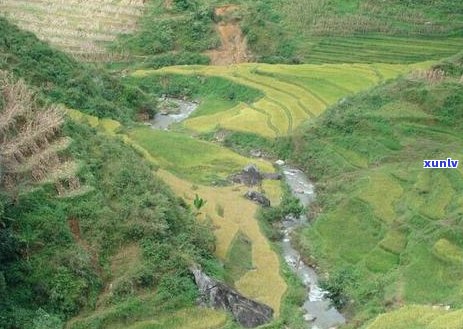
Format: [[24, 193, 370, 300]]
[[291, 54, 463, 327], [0, 0, 145, 61], [0, 76, 220, 329], [0, 17, 156, 121]]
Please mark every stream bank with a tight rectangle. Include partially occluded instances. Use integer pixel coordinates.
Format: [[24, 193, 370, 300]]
[[278, 164, 346, 329], [147, 97, 198, 130]]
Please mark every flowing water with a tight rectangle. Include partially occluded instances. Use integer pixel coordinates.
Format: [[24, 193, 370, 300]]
[[146, 97, 345, 328], [148, 98, 198, 130], [279, 165, 346, 329]]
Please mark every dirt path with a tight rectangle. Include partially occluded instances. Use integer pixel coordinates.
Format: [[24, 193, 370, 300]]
[[206, 5, 250, 65]]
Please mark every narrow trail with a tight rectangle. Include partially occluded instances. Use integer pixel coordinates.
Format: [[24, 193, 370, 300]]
[[206, 5, 250, 65]]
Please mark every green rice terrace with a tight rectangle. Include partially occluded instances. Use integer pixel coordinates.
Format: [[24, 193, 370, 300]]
[[0, 1, 462, 329]]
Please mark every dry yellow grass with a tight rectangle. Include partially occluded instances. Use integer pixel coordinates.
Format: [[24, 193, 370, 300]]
[[0, 0, 145, 60], [261, 180, 282, 207], [157, 169, 286, 315], [365, 305, 463, 329], [184, 102, 278, 138], [126, 308, 228, 329]]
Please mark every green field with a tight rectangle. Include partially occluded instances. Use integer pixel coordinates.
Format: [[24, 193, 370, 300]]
[[292, 59, 463, 326], [133, 62, 429, 137]]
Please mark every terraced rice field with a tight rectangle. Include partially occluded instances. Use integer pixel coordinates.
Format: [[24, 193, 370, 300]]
[[134, 62, 430, 137], [305, 36, 463, 64], [68, 109, 287, 317], [158, 170, 286, 315], [365, 305, 463, 329], [0, 0, 145, 60]]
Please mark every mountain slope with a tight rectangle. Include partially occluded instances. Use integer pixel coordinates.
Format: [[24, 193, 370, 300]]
[[291, 54, 463, 327], [0, 76, 219, 329]]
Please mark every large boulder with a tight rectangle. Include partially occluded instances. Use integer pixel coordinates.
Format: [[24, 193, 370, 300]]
[[191, 267, 274, 328], [230, 164, 263, 186], [244, 191, 271, 207]]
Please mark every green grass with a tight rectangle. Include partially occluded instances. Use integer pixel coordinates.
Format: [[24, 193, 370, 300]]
[[241, 0, 463, 64], [291, 56, 463, 327], [224, 231, 253, 285], [127, 127, 273, 184]]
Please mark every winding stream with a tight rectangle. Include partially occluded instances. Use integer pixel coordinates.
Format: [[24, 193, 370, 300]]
[[279, 165, 346, 329], [147, 99, 344, 328]]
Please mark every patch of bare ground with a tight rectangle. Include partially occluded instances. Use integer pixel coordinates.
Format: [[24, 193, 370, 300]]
[[206, 5, 251, 65], [164, 0, 173, 10], [68, 218, 102, 276], [96, 244, 142, 307]]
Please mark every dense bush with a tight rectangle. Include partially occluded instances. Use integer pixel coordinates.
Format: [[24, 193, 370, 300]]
[[0, 121, 217, 328], [112, 1, 217, 62]]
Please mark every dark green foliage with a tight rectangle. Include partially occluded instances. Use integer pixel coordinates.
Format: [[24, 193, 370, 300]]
[[259, 187, 304, 225], [0, 17, 156, 121], [140, 52, 210, 70], [201, 130, 293, 160], [319, 266, 359, 309], [111, 1, 217, 64], [193, 194, 207, 211], [126, 73, 262, 105], [0, 121, 217, 328]]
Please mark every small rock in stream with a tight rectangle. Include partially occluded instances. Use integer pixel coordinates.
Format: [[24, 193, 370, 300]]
[[244, 191, 271, 207], [303, 313, 317, 322]]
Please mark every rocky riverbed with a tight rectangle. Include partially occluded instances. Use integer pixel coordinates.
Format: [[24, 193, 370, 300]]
[[148, 97, 198, 130], [278, 164, 346, 329]]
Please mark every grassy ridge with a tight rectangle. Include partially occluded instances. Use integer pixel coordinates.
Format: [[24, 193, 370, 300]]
[[291, 56, 463, 327]]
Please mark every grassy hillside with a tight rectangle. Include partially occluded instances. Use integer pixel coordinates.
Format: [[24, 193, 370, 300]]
[[2, 0, 462, 67], [241, 0, 463, 64], [0, 76, 222, 328], [291, 54, 463, 327]]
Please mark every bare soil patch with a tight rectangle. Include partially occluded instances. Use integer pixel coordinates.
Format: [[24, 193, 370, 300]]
[[206, 5, 250, 65], [164, 0, 173, 10]]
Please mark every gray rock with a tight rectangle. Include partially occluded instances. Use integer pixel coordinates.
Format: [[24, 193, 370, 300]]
[[303, 313, 316, 322], [230, 164, 262, 186], [262, 172, 282, 180], [191, 267, 274, 328], [244, 191, 271, 207], [275, 159, 285, 166], [250, 149, 262, 158]]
